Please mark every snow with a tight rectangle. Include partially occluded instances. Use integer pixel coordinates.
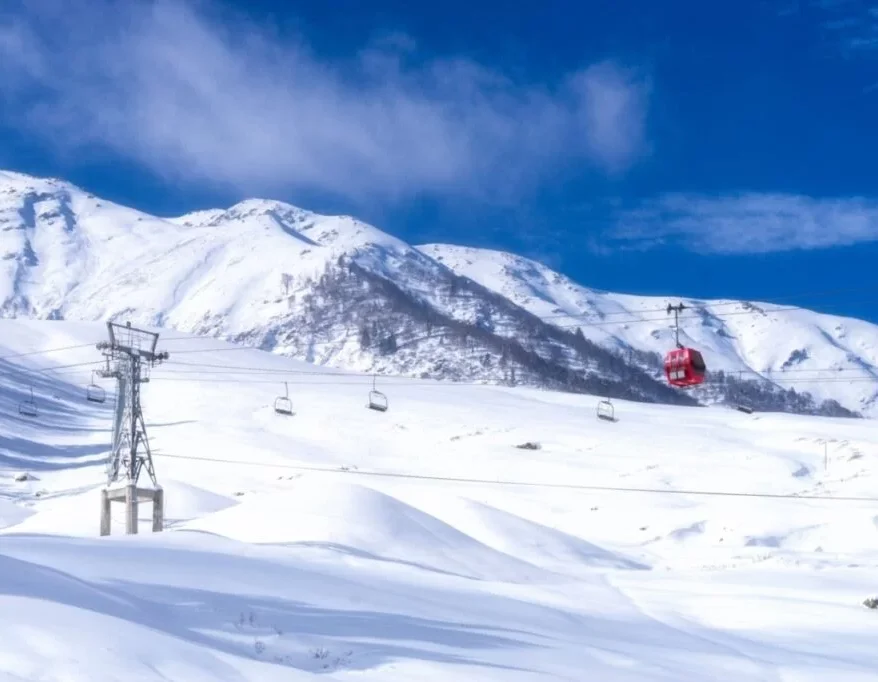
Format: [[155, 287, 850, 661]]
[[2, 170, 877, 416], [418, 243, 878, 416], [0, 317, 877, 680]]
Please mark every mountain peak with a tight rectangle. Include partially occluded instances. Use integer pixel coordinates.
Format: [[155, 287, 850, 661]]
[[0, 168, 872, 417], [0, 169, 73, 195], [170, 198, 312, 228], [225, 198, 311, 220]]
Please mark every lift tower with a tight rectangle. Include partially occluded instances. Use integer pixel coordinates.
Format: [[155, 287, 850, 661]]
[[97, 321, 169, 536]]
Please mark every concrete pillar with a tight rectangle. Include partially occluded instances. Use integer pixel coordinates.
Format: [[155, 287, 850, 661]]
[[100, 488, 111, 536], [152, 487, 164, 533], [125, 484, 138, 535]]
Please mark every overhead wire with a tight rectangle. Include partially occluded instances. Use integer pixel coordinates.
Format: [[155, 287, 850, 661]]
[[144, 363, 877, 385], [2, 223, 875, 510], [164, 358, 876, 376], [0, 343, 97, 361], [1, 333, 874, 507], [14, 346, 876, 388], [6, 284, 871, 365], [136, 375, 878, 387], [149, 452, 878, 504], [0, 281, 874, 393], [329, 282, 878, 322], [154, 298, 878, 348]]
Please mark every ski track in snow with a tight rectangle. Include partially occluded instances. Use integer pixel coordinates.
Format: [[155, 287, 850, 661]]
[[0, 319, 875, 680]]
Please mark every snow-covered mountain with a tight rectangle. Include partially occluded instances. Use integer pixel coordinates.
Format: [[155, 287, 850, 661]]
[[0, 169, 873, 416], [418, 245, 878, 417]]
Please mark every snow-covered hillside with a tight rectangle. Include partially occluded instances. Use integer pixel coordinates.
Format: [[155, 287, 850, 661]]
[[0, 169, 873, 416], [0, 169, 411, 330], [1, 318, 877, 680], [419, 244, 878, 416]]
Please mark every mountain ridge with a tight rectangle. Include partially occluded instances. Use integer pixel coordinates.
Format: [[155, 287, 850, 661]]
[[0, 169, 871, 417]]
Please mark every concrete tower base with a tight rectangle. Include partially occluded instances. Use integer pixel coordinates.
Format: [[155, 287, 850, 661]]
[[100, 484, 164, 536]]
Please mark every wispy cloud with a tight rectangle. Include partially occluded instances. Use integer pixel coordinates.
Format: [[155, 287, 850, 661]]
[[776, 1, 878, 91], [808, 0, 878, 55], [604, 193, 878, 255], [0, 0, 650, 204]]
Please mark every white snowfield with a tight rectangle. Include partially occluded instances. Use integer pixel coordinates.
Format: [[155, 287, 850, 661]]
[[1, 318, 877, 681], [2, 169, 877, 416]]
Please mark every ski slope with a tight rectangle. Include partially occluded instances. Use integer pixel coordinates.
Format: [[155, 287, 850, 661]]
[[1, 318, 877, 681]]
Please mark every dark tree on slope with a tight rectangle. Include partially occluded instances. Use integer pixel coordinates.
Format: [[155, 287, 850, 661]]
[[232, 257, 857, 418], [706, 370, 858, 418], [256, 259, 698, 405]]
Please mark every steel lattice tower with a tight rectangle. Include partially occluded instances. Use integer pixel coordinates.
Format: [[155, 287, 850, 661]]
[[96, 321, 168, 535]]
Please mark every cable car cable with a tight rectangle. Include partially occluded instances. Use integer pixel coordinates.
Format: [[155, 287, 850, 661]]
[[148, 451, 878, 504]]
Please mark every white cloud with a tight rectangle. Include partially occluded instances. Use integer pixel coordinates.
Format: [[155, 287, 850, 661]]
[[811, 0, 878, 55], [570, 62, 651, 176], [606, 192, 878, 254], [0, 0, 650, 204], [0, 18, 46, 93]]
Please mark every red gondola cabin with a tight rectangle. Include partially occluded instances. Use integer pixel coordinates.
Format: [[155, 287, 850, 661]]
[[664, 347, 706, 387]]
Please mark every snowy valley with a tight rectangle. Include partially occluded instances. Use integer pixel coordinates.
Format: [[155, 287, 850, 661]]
[[0, 317, 877, 680], [0, 171, 876, 680], [1, 170, 875, 418], [2, 0, 876, 677]]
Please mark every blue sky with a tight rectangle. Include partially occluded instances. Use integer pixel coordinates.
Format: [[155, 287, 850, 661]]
[[1, 0, 878, 321]]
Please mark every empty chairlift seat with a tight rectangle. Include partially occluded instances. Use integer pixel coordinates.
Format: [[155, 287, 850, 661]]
[[274, 382, 293, 415], [367, 375, 388, 412], [19, 387, 37, 418], [368, 389, 388, 412], [86, 372, 106, 404], [596, 399, 615, 422]]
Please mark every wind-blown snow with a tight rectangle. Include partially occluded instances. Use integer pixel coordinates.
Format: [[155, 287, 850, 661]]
[[0, 318, 877, 680]]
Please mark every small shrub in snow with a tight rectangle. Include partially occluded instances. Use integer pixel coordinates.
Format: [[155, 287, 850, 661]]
[[515, 441, 541, 450], [863, 597, 878, 609]]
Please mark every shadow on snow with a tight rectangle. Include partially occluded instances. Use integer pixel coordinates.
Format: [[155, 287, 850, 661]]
[[0, 549, 540, 675], [0, 358, 112, 472]]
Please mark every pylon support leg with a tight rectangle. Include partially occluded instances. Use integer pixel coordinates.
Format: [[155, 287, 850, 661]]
[[152, 487, 164, 533], [100, 489, 111, 536], [125, 484, 138, 534], [100, 485, 164, 536]]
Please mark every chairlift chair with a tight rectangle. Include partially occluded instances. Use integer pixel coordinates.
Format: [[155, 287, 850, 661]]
[[367, 375, 388, 412], [86, 371, 106, 404], [19, 387, 37, 418], [274, 382, 293, 415], [596, 398, 615, 422]]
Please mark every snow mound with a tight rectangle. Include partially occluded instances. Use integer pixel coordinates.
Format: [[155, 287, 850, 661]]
[[0, 497, 35, 529], [428, 498, 649, 572], [183, 477, 555, 581], [2, 480, 239, 536], [0, 552, 136, 614], [0, 550, 276, 681], [160, 479, 240, 525]]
